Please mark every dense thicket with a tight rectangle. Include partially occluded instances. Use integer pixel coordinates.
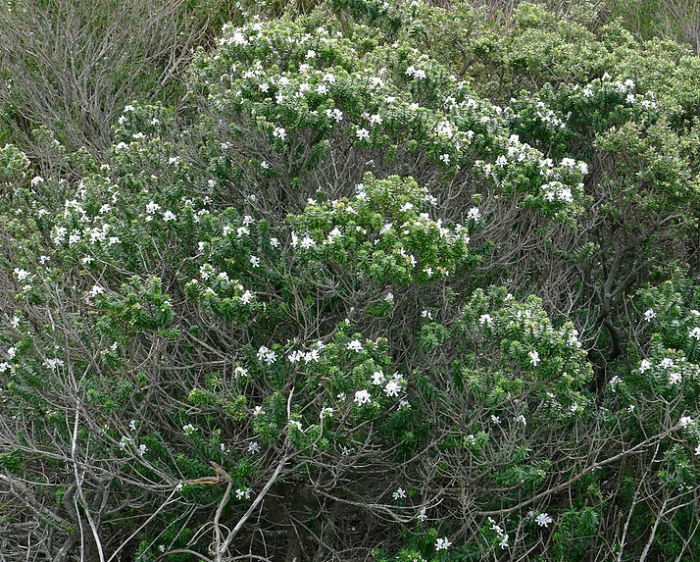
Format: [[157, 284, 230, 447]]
[[0, 1, 698, 561]]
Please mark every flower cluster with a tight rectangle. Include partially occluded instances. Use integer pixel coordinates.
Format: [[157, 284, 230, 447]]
[[289, 173, 472, 283]]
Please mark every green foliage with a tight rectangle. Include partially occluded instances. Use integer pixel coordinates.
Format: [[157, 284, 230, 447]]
[[0, 1, 699, 561]]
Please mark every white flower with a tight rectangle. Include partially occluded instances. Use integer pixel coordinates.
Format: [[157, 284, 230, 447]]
[[305, 49, 316, 59], [479, 314, 493, 326], [421, 309, 432, 319], [392, 487, 406, 500], [289, 420, 303, 431], [417, 507, 427, 522], [13, 268, 31, 282], [240, 290, 254, 304], [249, 255, 261, 268], [234, 366, 249, 378], [515, 414, 527, 425], [369, 114, 382, 126], [288, 350, 304, 364], [644, 308, 656, 322], [354, 389, 371, 406], [435, 537, 452, 551], [273, 127, 286, 140], [491, 415, 501, 424], [639, 359, 652, 373], [31, 176, 44, 186], [439, 153, 450, 164], [89, 284, 105, 297], [129, 420, 137, 432], [384, 380, 400, 397], [162, 210, 176, 222], [679, 416, 694, 428], [346, 339, 363, 352], [137, 443, 148, 456], [326, 226, 343, 243], [326, 108, 343, 122], [356, 128, 370, 141], [183, 424, 197, 434], [567, 329, 581, 348], [689, 327, 700, 340], [559, 157, 577, 169], [669, 371, 682, 385], [467, 207, 481, 221], [435, 120, 454, 138], [248, 441, 260, 454], [528, 350, 541, 366], [371, 371, 385, 385], [257, 345, 277, 364], [235, 487, 252, 500], [43, 358, 64, 369], [300, 235, 315, 249], [535, 512, 553, 527], [320, 407, 334, 419], [695, 444, 700, 456]]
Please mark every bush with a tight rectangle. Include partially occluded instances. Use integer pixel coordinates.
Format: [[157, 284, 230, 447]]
[[0, 1, 698, 561]]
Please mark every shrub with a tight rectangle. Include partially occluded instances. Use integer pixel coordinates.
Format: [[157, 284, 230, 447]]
[[0, 1, 698, 561]]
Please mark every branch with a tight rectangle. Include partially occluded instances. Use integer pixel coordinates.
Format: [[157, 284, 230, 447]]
[[476, 425, 679, 517]]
